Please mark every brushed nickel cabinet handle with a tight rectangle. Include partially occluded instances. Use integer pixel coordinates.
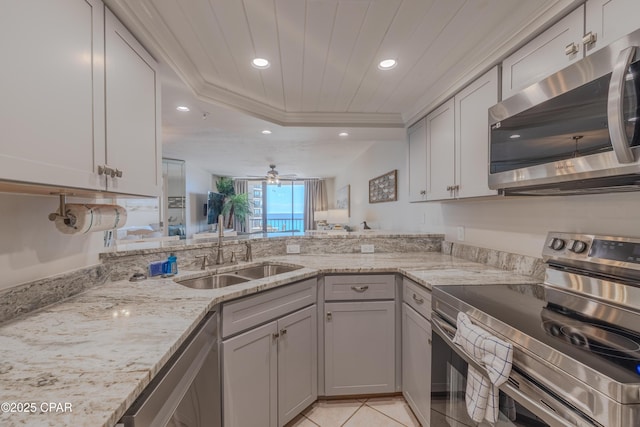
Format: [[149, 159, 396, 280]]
[[326, 312, 332, 321], [582, 31, 597, 47], [564, 42, 579, 56], [351, 285, 369, 293], [273, 332, 280, 339], [280, 329, 287, 335], [412, 293, 424, 304]]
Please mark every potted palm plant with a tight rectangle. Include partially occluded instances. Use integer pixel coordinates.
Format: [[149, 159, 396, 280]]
[[216, 177, 251, 229]]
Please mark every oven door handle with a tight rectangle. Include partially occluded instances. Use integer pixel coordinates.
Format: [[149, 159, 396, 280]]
[[431, 314, 600, 427], [431, 314, 497, 374]]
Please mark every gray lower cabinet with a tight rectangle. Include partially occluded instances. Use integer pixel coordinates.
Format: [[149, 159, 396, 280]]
[[223, 304, 317, 427], [324, 300, 396, 395], [402, 303, 432, 426], [402, 278, 432, 426]]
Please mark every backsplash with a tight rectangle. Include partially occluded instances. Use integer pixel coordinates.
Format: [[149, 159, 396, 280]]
[[442, 240, 545, 280], [0, 264, 110, 325]]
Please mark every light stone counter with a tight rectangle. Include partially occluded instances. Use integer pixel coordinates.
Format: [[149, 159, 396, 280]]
[[0, 252, 540, 427]]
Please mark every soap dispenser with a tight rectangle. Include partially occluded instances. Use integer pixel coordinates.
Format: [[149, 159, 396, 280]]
[[168, 253, 178, 275]]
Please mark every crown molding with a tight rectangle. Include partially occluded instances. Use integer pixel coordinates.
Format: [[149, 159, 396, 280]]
[[104, 0, 405, 128]]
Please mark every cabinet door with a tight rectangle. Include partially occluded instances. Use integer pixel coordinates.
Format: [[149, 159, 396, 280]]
[[455, 66, 499, 199], [0, 0, 104, 191], [324, 301, 395, 395], [223, 321, 278, 427], [502, 5, 584, 99], [426, 98, 455, 201], [408, 119, 427, 202], [277, 306, 317, 426], [105, 9, 161, 197], [585, 0, 640, 55], [402, 303, 432, 427]]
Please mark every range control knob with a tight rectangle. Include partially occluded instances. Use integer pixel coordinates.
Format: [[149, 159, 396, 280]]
[[570, 240, 588, 254], [550, 238, 566, 251]]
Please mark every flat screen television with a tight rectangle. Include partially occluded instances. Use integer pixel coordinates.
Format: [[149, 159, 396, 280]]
[[206, 191, 225, 225]]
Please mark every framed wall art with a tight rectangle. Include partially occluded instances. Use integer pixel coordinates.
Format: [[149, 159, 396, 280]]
[[336, 184, 350, 217], [369, 169, 397, 203]]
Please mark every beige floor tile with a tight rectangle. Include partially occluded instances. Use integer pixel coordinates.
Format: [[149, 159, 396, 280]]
[[303, 399, 363, 426], [365, 396, 422, 426], [342, 405, 405, 427], [284, 414, 320, 427]]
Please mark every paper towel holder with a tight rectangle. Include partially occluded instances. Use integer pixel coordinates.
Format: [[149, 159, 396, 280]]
[[48, 194, 70, 222]]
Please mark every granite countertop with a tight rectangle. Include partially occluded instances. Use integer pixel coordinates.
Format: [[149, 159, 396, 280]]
[[0, 252, 540, 427]]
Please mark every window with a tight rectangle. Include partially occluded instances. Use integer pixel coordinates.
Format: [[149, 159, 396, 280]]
[[247, 180, 305, 233]]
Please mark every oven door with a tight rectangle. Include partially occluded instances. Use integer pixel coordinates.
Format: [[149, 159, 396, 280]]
[[431, 314, 600, 427]]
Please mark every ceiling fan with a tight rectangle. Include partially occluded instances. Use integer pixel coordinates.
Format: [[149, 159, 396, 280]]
[[245, 164, 297, 185]]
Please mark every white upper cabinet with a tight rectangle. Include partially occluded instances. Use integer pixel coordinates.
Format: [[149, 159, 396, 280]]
[[423, 66, 498, 201], [455, 66, 498, 199], [584, 0, 640, 54], [425, 99, 455, 201], [104, 8, 161, 197], [0, 0, 160, 197], [502, 5, 584, 99], [0, 0, 105, 191], [503, 0, 640, 99], [408, 119, 427, 202]]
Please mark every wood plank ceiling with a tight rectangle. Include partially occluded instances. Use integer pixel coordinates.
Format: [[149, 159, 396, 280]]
[[104, 0, 578, 128]]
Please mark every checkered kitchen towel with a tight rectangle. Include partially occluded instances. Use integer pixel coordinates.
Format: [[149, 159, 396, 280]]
[[453, 312, 513, 423]]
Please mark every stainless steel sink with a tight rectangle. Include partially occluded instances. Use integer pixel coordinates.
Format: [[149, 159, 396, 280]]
[[177, 274, 249, 289], [228, 264, 302, 279], [175, 263, 302, 290]]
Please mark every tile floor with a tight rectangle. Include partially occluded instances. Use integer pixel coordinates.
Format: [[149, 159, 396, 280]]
[[285, 395, 422, 427]]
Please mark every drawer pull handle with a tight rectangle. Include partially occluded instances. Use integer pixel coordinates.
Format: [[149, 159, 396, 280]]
[[412, 293, 424, 304], [564, 42, 579, 56], [280, 328, 287, 336], [273, 332, 280, 339], [351, 286, 369, 293], [326, 312, 332, 321]]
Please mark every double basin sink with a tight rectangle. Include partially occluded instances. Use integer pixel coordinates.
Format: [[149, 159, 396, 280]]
[[176, 263, 302, 289]]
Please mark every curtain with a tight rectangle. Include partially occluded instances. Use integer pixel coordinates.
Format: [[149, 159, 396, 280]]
[[233, 179, 248, 233], [304, 179, 328, 230]]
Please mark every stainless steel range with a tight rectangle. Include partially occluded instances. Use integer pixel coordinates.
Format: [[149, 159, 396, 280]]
[[431, 232, 640, 426]]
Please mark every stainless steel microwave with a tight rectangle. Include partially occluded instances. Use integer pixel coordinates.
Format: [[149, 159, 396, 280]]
[[488, 28, 640, 195]]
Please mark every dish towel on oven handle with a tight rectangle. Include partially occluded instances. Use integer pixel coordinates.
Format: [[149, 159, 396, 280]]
[[453, 312, 513, 424]]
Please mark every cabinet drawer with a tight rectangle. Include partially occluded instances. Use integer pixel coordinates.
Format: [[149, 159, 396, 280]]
[[324, 275, 395, 301], [222, 278, 316, 338], [403, 278, 431, 319]]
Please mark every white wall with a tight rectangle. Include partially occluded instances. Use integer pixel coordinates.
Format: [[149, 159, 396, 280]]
[[0, 193, 104, 291], [335, 140, 640, 257], [333, 141, 443, 233], [185, 163, 214, 237]]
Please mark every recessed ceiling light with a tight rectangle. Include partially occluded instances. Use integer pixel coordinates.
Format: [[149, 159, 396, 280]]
[[510, 134, 521, 139], [261, 130, 272, 135], [339, 132, 349, 137], [176, 106, 190, 112], [252, 58, 270, 69], [378, 59, 397, 70]]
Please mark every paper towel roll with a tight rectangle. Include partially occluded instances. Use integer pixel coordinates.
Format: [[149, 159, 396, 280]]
[[54, 204, 127, 235]]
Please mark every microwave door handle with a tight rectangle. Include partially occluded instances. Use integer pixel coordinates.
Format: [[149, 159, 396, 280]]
[[607, 45, 637, 164]]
